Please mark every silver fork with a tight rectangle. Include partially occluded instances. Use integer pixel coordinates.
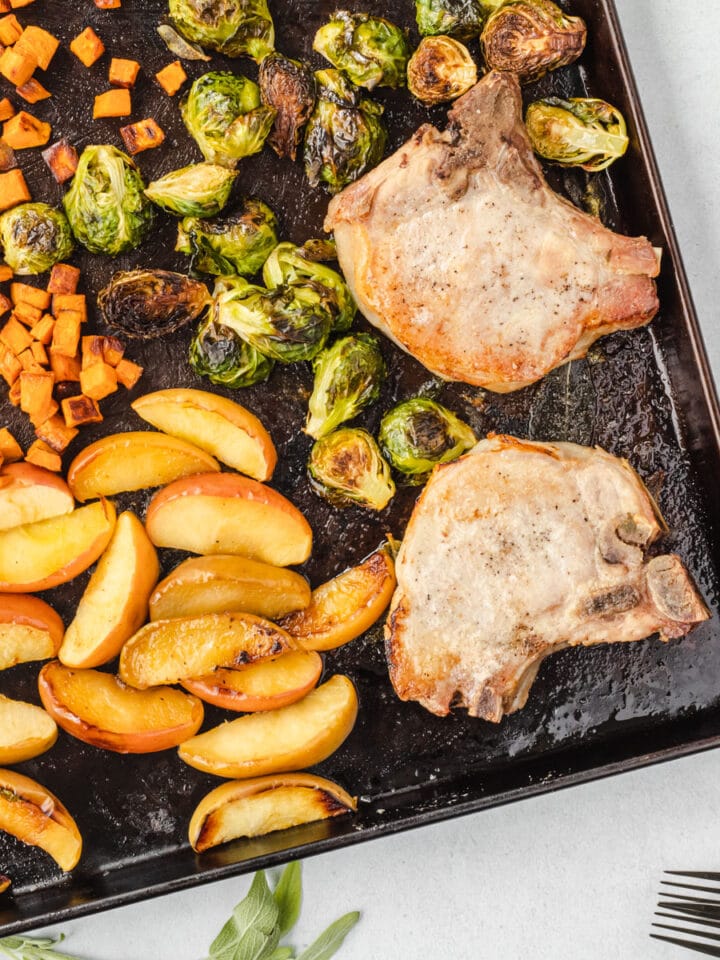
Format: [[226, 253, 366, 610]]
[[652, 872, 720, 955]]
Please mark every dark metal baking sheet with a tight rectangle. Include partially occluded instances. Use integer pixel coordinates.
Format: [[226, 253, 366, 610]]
[[1, 0, 719, 935]]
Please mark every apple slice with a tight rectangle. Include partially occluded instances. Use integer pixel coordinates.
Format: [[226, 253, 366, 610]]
[[59, 511, 160, 669], [189, 773, 357, 852], [0, 463, 74, 532], [38, 661, 204, 754], [0, 595, 64, 671], [149, 555, 310, 622], [119, 612, 294, 689], [0, 499, 116, 594], [0, 768, 82, 872], [182, 650, 323, 712], [132, 388, 277, 482], [178, 674, 358, 779], [67, 431, 220, 502], [145, 473, 313, 567], [0, 694, 58, 764], [279, 547, 396, 651]]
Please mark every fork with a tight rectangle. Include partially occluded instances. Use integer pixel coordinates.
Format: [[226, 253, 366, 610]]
[[651, 872, 720, 955]]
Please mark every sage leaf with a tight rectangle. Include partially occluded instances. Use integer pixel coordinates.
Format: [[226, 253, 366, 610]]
[[0, 935, 86, 960], [273, 862, 302, 937], [296, 912, 360, 960], [266, 950, 294, 960]]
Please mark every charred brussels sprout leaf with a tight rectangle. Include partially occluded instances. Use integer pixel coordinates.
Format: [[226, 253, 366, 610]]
[[263, 241, 356, 332], [169, 0, 274, 62], [313, 11, 410, 90], [0, 203, 73, 275], [407, 36, 477, 105], [480, 0, 586, 83], [304, 69, 387, 195], [145, 163, 237, 218], [177, 198, 278, 276], [379, 398, 476, 482], [415, 0, 487, 39], [181, 71, 276, 167], [305, 334, 385, 439], [157, 23, 211, 60], [189, 312, 274, 388], [63, 144, 154, 256], [308, 427, 395, 510], [98, 269, 210, 339], [525, 97, 629, 172], [259, 53, 316, 161]]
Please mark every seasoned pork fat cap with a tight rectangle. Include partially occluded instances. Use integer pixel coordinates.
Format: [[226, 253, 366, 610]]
[[385, 436, 708, 721], [326, 71, 660, 393]]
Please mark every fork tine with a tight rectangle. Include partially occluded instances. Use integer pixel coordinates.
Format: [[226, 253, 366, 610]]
[[661, 893, 720, 906], [652, 922, 720, 944], [649, 934, 720, 957], [656, 912, 720, 930], [658, 903, 720, 919], [666, 873, 720, 882], [663, 882, 720, 896]]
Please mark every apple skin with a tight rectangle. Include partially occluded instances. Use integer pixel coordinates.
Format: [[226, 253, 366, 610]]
[[0, 594, 64, 670], [145, 472, 313, 567], [0, 462, 74, 532], [0, 694, 58, 764]]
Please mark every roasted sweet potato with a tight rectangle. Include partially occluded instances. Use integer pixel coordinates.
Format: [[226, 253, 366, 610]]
[[155, 61, 186, 96], [0, 293, 11, 318], [19, 370, 54, 420], [34, 414, 78, 453], [0, 47, 37, 86], [29, 314, 54, 345], [12, 301, 42, 326], [50, 313, 81, 358], [25, 438, 61, 471], [0, 344, 22, 385], [0, 168, 30, 211], [109, 57, 139, 88], [11, 282, 50, 311], [47, 263, 80, 295], [0, 265, 13, 282], [0, 14, 21, 46], [0, 316, 32, 354], [0, 427, 22, 461], [52, 294, 86, 321], [61, 394, 102, 427], [102, 336, 124, 366], [0, 97, 14, 121], [80, 361, 117, 400], [114, 357, 143, 388], [49, 351, 80, 383], [119, 118, 164, 154], [14, 25, 59, 71], [16, 78, 51, 104], [70, 27, 104, 68], [42, 139, 79, 184], [93, 88, 131, 119], [3, 111, 50, 148]]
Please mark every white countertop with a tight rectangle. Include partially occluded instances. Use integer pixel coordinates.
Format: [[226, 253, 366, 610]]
[[31, 2, 720, 957]]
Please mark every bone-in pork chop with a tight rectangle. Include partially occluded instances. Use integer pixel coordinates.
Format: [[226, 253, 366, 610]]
[[385, 436, 707, 721], [326, 71, 660, 392]]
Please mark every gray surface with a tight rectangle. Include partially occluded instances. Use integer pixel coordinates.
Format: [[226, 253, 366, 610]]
[[29, 2, 720, 957]]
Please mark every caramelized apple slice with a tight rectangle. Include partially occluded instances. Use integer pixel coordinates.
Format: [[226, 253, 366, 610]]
[[0, 694, 58, 764], [0, 595, 64, 671], [0, 463, 74, 532], [189, 773, 357, 852]]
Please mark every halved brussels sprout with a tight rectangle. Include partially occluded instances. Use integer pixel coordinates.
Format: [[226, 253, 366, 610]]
[[415, 0, 490, 39], [168, 0, 274, 62], [407, 36, 477, 106], [308, 427, 395, 510], [525, 97, 629, 172], [63, 144, 154, 256], [189, 313, 274, 388], [177, 198, 278, 276], [259, 53, 316, 161], [305, 334, 385, 439], [181, 71, 276, 167], [0, 203, 73, 275], [304, 69, 387, 194], [262, 241, 356, 332], [98, 269, 211, 339], [378, 398, 476, 482], [144, 163, 237, 218], [313, 11, 410, 90]]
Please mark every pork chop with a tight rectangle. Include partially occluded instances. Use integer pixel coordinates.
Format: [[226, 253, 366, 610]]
[[385, 435, 708, 721], [325, 71, 660, 392]]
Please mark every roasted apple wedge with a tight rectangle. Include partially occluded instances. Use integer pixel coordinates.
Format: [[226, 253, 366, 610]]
[[145, 473, 313, 567], [0, 594, 64, 671], [178, 674, 358, 779], [67, 431, 220, 502], [119, 612, 294, 689], [0, 463, 74, 532], [279, 547, 396, 651], [149, 555, 311, 622], [59, 511, 160, 669], [0, 499, 116, 594], [182, 651, 323, 712], [38, 661, 204, 753], [189, 773, 357, 852], [0, 694, 58, 764], [0, 768, 82, 872], [132, 388, 278, 482]]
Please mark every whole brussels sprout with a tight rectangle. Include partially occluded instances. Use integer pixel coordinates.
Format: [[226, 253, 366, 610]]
[[263, 241, 356, 331], [259, 53, 316, 161], [169, 0, 274, 62], [98, 269, 210, 339], [63, 144, 154, 256], [379, 398, 476, 482], [407, 36, 477, 106], [525, 97, 629, 172], [144, 163, 237, 218], [0, 203, 73, 275], [308, 427, 395, 510], [415, 0, 498, 39], [313, 11, 410, 90], [181, 71, 276, 167], [304, 69, 387, 195], [177, 198, 278, 276], [189, 313, 274, 388]]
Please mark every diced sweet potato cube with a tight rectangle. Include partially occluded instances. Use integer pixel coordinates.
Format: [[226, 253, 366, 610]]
[[34, 413, 78, 452], [114, 357, 143, 388], [80, 360, 117, 400], [12, 301, 42, 326], [0, 140, 17, 173], [0, 46, 37, 86], [109, 57, 139, 88], [9, 0, 38, 8], [0, 315, 32, 353], [61, 393, 102, 427], [50, 312, 81, 357], [17, 347, 43, 372], [47, 263, 80, 295], [156, 60, 186, 96], [119, 118, 165, 155], [30, 339, 47, 365], [19, 368, 53, 414], [7, 377, 21, 404], [41, 138, 78, 184], [15, 77, 51, 104], [0, 1, 9, 12], [0, 97, 14, 121], [14, 25, 59, 71], [94, 0, 121, 7], [25, 438, 61, 471], [0, 292, 11, 316], [0, 264, 12, 281], [30, 313, 54, 344], [11, 281, 50, 310], [81, 334, 105, 367], [0, 341, 21, 384], [2, 111, 50, 149], [0, 13, 21, 46], [0, 167, 29, 211], [93, 87, 131, 119], [0, 427, 22, 461], [49, 350, 80, 382], [52, 294, 86, 320], [70, 27, 104, 68], [102, 335, 124, 366]]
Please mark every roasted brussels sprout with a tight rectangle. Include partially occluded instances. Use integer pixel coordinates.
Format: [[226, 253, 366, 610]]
[[407, 36, 477, 105], [0, 203, 73, 275], [63, 144, 154, 256], [98, 269, 210, 340], [305, 334, 385, 439], [313, 11, 410, 90], [144, 163, 237, 218], [259, 53, 316, 161], [177, 198, 278, 276], [525, 97, 629, 172], [379, 398, 476, 482], [308, 427, 395, 510], [304, 69, 387, 194], [480, 0, 587, 83], [262, 241, 356, 332], [168, 0, 274, 62], [415, 0, 486, 40], [189, 312, 274, 388], [181, 71, 276, 167]]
